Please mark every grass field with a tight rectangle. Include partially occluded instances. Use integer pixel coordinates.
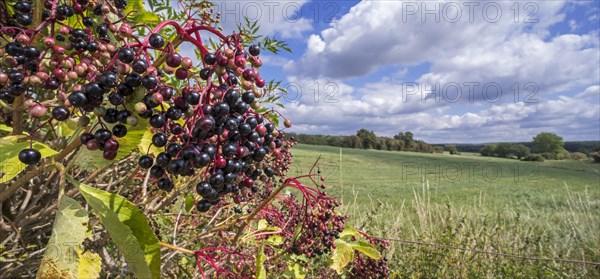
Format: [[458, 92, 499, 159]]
[[290, 144, 600, 278]]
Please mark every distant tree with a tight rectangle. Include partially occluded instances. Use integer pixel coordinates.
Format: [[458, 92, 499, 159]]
[[532, 132, 564, 154], [512, 144, 530, 159], [385, 138, 396, 151], [356, 129, 377, 149], [433, 146, 445, 153], [375, 138, 387, 150], [395, 131, 415, 151], [495, 143, 514, 158], [349, 135, 362, 149], [445, 145, 459, 155], [591, 152, 600, 163], [480, 144, 497, 156]]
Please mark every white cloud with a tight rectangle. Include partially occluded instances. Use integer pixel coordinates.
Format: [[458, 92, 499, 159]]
[[278, 0, 599, 142]]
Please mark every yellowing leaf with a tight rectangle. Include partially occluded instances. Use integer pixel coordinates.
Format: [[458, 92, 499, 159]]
[[0, 124, 13, 132], [283, 262, 307, 279], [0, 139, 57, 183], [77, 250, 101, 279], [37, 197, 88, 279], [139, 127, 164, 157], [266, 235, 284, 246], [350, 241, 381, 260], [339, 226, 361, 239], [329, 238, 354, 274]]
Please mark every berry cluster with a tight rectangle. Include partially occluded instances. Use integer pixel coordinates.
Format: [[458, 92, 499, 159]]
[[287, 194, 347, 258], [1, 0, 294, 214], [349, 237, 389, 278]]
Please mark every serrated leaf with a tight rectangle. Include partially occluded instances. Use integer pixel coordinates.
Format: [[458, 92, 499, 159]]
[[77, 250, 101, 279], [350, 241, 381, 260], [70, 177, 160, 279], [37, 196, 88, 279], [329, 238, 354, 275], [0, 139, 57, 183]]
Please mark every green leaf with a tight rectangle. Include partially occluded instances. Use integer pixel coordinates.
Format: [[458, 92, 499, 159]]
[[74, 119, 147, 170], [283, 262, 307, 279], [0, 123, 13, 132], [257, 219, 279, 231], [37, 197, 89, 279], [184, 194, 195, 212], [339, 226, 361, 239], [350, 241, 381, 260], [124, 0, 160, 25], [264, 113, 279, 128], [0, 139, 57, 183], [329, 238, 354, 275], [77, 250, 101, 279], [139, 125, 164, 157], [256, 242, 267, 279], [265, 235, 284, 246], [70, 177, 161, 279]]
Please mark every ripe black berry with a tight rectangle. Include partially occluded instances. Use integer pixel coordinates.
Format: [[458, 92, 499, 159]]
[[132, 59, 148, 74], [112, 124, 128, 138], [167, 159, 187, 175], [203, 53, 217, 65], [249, 45, 260, 56], [139, 155, 154, 169], [82, 17, 94, 27], [157, 178, 173, 191], [149, 33, 165, 48], [117, 47, 135, 63], [149, 113, 166, 128], [18, 149, 41, 165], [150, 166, 164, 178], [185, 91, 201, 105], [94, 129, 112, 142], [80, 133, 94, 144], [141, 75, 158, 89], [196, 200, 211, 212], [156, 152, 171, 167], [152, 133, 168, 147], [68, 91, 88, 107], [242, 91, 255, 104], [52, 106, 70, 121]]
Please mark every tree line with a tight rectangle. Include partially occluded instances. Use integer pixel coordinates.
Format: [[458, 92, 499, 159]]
[[479, 132, 600, 162], [286, 130, 443, 153]]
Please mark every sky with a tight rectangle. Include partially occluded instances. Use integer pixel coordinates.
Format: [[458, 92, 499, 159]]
[[185, 0, 600, 143]]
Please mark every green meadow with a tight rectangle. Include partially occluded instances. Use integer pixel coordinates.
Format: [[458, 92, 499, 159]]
[[291, 144, 600, 278]]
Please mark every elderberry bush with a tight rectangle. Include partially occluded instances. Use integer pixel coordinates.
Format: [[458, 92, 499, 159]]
[[0, 1, 388, 277]]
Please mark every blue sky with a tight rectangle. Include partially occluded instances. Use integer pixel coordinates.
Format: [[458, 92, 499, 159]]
[[208, 1, 599, 143]]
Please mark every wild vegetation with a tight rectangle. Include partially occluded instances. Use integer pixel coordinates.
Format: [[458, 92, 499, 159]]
[[291, 144, 600, 278]]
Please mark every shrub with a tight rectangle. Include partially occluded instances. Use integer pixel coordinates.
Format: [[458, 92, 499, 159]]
[[591, 152, 600, 163], [522, 154, 545, 162], [569, 152, 588, 161]]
